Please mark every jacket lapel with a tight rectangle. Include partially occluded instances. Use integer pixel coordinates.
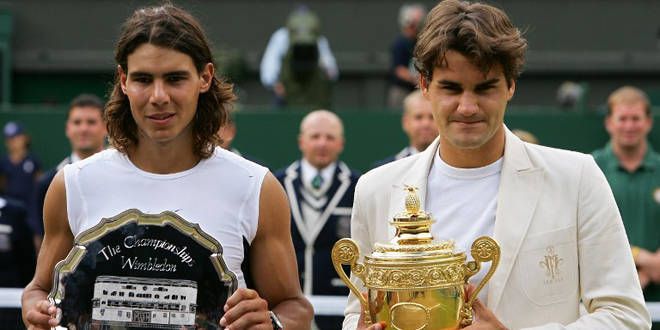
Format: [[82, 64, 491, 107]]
[[283, 161, 311, 245], [487, 128, 544, 311]]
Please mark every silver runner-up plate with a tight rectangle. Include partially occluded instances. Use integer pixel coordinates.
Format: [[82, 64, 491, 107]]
[[48, 209, 238, 329]]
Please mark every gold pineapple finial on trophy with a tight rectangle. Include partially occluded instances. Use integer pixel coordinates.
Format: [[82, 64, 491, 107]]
[[404, 185, 421, 216], [394, 185, 433, 244]]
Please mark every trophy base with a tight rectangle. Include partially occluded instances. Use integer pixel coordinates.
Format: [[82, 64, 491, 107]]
[[369, 287, 464, 330]]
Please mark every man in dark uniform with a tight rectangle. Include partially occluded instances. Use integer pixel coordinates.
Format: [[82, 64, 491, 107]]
[[0, 122, 41, 206], [0, 176, 36, 329], [30, 94, 106, 250], [275, 110, 359, 330], [372, 90, 438, 168]]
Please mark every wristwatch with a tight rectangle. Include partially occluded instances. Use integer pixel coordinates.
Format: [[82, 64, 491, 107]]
[[270, 310, 284, 330]]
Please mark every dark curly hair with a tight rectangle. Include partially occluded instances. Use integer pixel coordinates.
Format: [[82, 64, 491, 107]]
[[105, 4, 235, 159], [414, 0, 527, 87]]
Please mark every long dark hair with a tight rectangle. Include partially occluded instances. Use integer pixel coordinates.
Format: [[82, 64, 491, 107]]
[[105, 4, 235, 159]]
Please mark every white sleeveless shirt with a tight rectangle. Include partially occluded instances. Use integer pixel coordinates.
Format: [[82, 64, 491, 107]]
[[63, 147, 268, 288]]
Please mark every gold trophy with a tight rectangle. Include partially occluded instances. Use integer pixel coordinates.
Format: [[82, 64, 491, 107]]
[[332, 186, 500, 329]]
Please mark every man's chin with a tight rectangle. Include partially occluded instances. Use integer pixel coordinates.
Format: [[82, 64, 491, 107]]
[[310, 159, 333, 168], [76, 146, 102, 154], [619, 141, 643, 150], [445, 135, 489, 150]]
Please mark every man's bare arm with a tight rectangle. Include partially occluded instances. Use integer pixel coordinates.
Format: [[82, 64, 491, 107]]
[[220, 173, 313, 329], [253, 173, 313, 328], [222, 173, 313, 329], [22, 171, 74, 329]]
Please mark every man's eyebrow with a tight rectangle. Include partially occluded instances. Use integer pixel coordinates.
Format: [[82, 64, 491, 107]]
[[476, 78, 500, 88], [164, 71, 191, 76], [128, 71, 191, 77], [128, 71, 151, 78], [438, 80, 461, 87], [436, 78, 500, 88]]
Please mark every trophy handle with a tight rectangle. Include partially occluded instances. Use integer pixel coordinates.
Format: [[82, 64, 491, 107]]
[[331, 238, 370, 324], [461, 236, 501, 326]]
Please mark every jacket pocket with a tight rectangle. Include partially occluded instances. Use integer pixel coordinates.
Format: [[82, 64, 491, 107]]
[[516, 226, 578, 306]]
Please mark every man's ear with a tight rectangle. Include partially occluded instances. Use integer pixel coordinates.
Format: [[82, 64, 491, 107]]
[[200, 63, 214, 93], [297, 133, 304, 153], [118, 65, 128, 94], [604, 115, 613, 135], [420, 76, 430, 98], [507, 80, 516, 101]]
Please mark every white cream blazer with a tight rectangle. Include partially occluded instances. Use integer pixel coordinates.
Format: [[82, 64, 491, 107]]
[[342, 127, 650, 330]]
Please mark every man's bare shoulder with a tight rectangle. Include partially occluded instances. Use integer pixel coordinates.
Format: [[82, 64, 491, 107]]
[[73, 148, 117, 168]]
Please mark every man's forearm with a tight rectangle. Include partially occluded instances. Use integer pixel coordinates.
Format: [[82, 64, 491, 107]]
[[272, 296, 314, 329]]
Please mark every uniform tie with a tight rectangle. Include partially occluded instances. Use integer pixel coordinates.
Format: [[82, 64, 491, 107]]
[[311, 172, 324, 190]]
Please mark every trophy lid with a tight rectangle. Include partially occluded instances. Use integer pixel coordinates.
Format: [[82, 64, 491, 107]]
[[369, 186, 464, 262]]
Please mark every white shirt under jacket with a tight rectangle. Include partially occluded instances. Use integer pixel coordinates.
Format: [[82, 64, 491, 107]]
[[342, 127, 650, 330], [426, 152, 502, 305]]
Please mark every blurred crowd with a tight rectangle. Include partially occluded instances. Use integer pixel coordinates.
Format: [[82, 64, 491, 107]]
[[258, 4, 428, 110]]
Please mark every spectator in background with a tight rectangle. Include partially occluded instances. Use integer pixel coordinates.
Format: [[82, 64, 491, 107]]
[[556, 81, 586, 110], [218, 109, 240, 154], [217, 109, 268, 168], [0, 175, 36, 328], [387, 3, 426, 108], [372, 90, 438, 168], [260, 5, 338, 109], [275, 110, 359, 330], [592, 86, 660, 307], [30, 94, 106, 250], [0, 121, 41, 206]]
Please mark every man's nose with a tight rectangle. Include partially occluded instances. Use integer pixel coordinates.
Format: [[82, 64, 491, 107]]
[[457, 92, 478, 116], [150, 80, 170, 106]]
